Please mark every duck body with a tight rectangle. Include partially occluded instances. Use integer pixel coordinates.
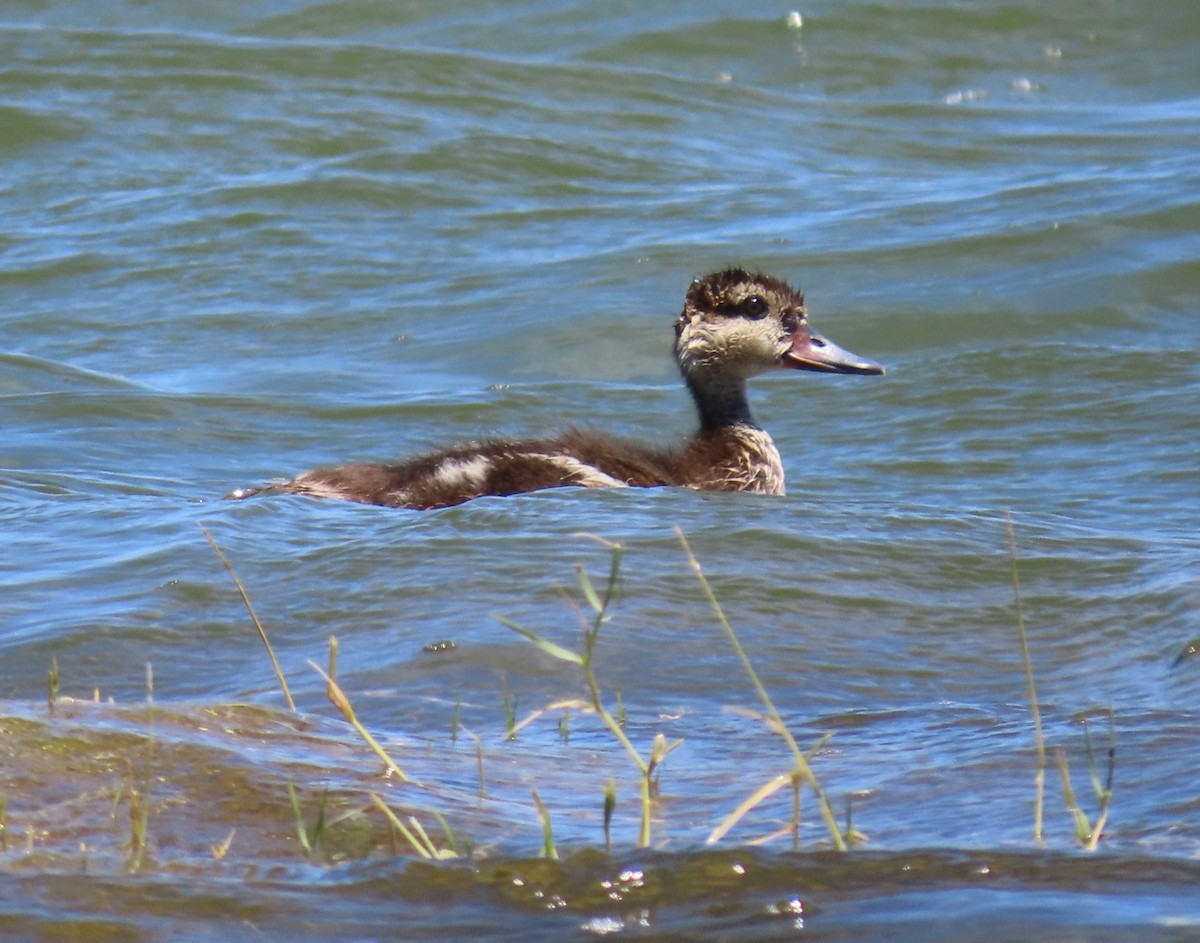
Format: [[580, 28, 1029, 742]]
[[277, 424, 784, 510], [236, 269, 882, 510]]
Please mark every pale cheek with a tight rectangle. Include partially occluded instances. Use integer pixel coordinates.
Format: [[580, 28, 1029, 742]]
[[721, 327, 780, 366], [679, 322, 779, 373]]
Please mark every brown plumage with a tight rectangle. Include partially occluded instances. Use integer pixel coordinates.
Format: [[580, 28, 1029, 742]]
[[232, 269, 883, 510]]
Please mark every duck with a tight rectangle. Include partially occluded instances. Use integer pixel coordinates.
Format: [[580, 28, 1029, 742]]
[[233, 269, 883, 510]]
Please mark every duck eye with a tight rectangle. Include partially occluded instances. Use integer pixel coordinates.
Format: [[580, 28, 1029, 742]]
[[742, 295, 768, 318]]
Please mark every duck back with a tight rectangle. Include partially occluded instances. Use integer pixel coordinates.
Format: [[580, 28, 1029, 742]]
[[265, 424, 782, 510]]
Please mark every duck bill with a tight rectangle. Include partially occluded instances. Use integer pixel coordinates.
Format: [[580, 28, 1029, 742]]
[[782, 327, 885, 376]]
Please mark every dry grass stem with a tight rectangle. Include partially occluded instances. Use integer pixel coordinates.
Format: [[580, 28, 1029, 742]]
[[677, 528, 846, 851], [308, 658, 409, 783], [511, 698, 593, 737], [708, 773, 792, 844], [1006, 511, 1046, 846], [199, 523, 296, 713]]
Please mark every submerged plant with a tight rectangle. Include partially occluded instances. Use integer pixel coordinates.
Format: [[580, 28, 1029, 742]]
[[47, 657, 59, 716], [1172, 637, 1200, 667], [287, 781, 327, 861], [370, 795, 459, 861], [125, 663, 155, 873]]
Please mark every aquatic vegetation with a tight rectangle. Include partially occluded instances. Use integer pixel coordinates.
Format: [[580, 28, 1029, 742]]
[[1008, 512, 1114, 851], [1173, 637, 1200, 667], [309, 645, 409, 784], [123, 665, 156, 873], [1055, 712, 1115, 851], [531, 789, 557, 860], [287, 781, 327, 862], [0, 523, 1143, 877], [46, 657, 59, 716], [496, 537, 682, 849], [370, 794, 460, 861], [200, 524, 295, 713], [1007, 511, 1047, 845], [677, 528, 847, 852]]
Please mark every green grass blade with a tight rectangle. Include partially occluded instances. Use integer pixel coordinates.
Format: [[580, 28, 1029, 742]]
[[430, 809, 460, 857], [532, 789, 558, 859], [287, 782, 313, 858], [576, 564, 604, 615], [47, 657, 59, 715], [369, 794, 432, 859], [1055, 750, 1093, 845], [603, 779, 616, 855], [494, 616, 584, 665]]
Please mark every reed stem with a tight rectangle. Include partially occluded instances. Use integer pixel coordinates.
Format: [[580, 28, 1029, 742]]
[[1006, 511, 1045, 846]]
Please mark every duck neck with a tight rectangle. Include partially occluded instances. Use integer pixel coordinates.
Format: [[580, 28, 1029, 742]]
[[685, 371, 758, 433]]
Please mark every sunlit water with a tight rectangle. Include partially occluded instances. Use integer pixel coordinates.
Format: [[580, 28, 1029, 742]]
[[2, 1, 1199, 939]]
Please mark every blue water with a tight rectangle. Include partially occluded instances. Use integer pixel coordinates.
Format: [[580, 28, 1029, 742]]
[[2, 1, 1199, 939]]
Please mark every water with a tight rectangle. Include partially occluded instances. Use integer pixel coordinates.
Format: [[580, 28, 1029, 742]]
[[2, 0, 1199, 939]]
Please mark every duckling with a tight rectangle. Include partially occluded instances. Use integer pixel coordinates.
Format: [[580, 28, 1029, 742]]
[[234, 269, 883, 510]]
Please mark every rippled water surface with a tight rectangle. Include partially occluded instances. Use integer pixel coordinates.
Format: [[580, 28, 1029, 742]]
[[2, 1, 1199, 939]]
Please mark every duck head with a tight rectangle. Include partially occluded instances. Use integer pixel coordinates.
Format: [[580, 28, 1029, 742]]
[[674, 269, 885, 381]]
